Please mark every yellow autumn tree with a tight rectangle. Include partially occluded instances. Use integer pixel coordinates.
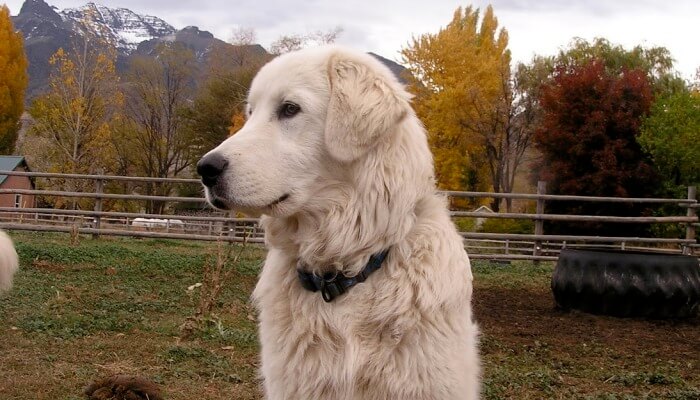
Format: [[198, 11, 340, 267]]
[[0, 5, 29, 154], [229, 111, 246, 135], [26, 36, 122, 208], [402, 6, 510, 196]]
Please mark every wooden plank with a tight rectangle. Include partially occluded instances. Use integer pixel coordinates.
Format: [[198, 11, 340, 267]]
[[0, 223, 265, 243], [443, 190, 695, 204], [0, 207, 256, 223], [461, 232, 694, 244], [450, 211, 697, 223], [468, 254, 558, 261], [0, 170, 199, 184], [0, 188, 206, 203]]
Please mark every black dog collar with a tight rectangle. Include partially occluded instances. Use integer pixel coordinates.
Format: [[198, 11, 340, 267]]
[[297, 249, 390, 303]]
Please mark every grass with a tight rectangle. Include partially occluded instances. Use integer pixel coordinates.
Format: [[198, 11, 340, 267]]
[[1, 231, 698, 399]]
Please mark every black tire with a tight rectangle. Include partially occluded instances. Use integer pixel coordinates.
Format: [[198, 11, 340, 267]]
[[552, 248, 700, 318]]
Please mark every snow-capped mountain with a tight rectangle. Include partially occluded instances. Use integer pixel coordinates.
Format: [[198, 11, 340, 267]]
[[12, 0, 405, 100], [12, 0, 229, 98], [60, 3, 176, 53]]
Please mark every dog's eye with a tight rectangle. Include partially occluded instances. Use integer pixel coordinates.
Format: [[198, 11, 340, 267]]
[[279, 102, 301, 119]]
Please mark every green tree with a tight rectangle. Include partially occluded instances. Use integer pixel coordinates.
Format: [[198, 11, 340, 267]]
[[639, 86, 699, 240], [0, 5, 29, 154], [639, 91, 700, 192], [402, 6, 510, 201]]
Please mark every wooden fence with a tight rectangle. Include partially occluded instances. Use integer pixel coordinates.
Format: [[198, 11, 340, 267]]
[[0, 170, 697, 261]]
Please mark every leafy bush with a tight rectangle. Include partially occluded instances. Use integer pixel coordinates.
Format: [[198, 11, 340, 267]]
[[453, 217, 477, 232], [479, 218, 534, 234]]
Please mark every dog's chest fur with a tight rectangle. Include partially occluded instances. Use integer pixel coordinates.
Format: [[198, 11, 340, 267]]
[[252, 199, 479, 400]]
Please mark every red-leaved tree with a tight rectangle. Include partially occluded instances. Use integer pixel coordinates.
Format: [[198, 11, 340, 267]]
[[534, 59, 658, 235]]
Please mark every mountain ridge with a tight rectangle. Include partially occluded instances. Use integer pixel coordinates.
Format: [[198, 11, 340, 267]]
[[12, 0, 409, 100], [60, 2, 176, 52]]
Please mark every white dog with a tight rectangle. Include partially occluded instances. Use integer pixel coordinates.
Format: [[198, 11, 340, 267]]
[[0, 230, 19, 293], [198, 46, 479, 399]]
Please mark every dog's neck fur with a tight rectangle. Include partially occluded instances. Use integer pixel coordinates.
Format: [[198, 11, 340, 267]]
[[262, 117, 435, 276]]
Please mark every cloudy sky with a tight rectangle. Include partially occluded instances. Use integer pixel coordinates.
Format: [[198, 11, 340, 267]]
[[5, 0, 699, 80]]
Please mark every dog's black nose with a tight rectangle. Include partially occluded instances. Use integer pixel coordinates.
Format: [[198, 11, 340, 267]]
[[197, 152, 228, 187]]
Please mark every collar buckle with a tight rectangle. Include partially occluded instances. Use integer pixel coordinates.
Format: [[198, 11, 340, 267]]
[[320, 279, 345, 303]]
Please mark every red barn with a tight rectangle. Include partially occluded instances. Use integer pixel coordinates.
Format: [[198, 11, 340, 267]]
[[0, 156, 35, 209]]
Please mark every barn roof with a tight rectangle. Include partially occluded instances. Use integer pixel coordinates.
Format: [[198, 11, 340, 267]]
[[0, 156, 28, 186]]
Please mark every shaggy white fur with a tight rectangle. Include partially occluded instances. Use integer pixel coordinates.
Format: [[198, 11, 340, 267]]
[[0, 230, 19, 294], [200, 46, 480, 399]]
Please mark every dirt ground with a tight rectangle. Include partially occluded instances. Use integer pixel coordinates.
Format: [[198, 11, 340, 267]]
[[473, 282, 700, 399]]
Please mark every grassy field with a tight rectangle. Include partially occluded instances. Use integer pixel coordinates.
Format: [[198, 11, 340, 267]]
[[0, 232, 698, 399]]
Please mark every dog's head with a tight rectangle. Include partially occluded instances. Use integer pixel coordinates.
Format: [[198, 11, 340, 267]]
[[197, 46, 414, 216]]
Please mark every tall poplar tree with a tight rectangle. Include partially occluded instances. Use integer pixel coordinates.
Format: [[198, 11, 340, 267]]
[[402, 6, 510, 199], [0, 5, 29, 154]]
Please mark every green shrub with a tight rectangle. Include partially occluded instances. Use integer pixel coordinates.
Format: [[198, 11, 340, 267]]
[[479, 218, 534, 234], [453, 217, 477, 232]]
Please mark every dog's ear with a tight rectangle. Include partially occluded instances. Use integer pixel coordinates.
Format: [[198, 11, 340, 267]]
[[325, 53, 412, 162]]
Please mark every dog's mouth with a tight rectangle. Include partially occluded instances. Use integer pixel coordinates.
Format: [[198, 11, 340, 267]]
[[267, 193, 290, 208], [206, 192, 290, 212]]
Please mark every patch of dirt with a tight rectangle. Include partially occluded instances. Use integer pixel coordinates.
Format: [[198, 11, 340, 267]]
[[474, 283, 700, 375], [31, 259, 66, 272]]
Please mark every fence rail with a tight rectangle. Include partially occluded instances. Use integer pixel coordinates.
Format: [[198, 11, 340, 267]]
[[452, 211, 695, 223], [0, 170, 697, 260]]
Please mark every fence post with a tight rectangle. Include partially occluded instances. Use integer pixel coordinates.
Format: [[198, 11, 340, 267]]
[[93, 177, 104, 239], [684, 186, 697, 255], [533, 181, 546, 260]]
